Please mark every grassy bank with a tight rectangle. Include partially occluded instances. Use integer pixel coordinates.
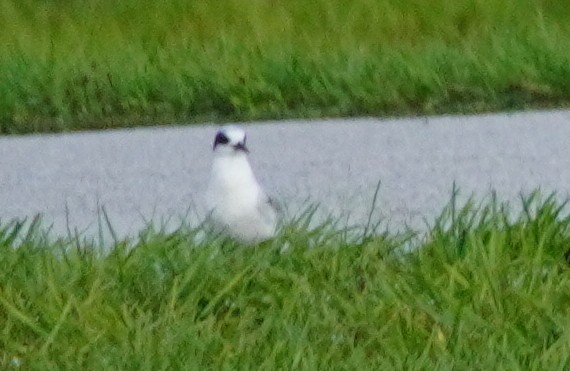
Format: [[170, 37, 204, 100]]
[[1, 0, 570, 133], [1, 193, 570, 368]]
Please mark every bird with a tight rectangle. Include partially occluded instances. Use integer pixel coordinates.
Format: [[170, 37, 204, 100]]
[[205, 125, 278, 244]]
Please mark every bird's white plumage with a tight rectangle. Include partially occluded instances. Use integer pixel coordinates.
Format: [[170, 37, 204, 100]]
[[206, 126, 277, 243]]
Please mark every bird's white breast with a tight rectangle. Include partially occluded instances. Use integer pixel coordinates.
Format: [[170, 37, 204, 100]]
[[206, 153, 276, 243]]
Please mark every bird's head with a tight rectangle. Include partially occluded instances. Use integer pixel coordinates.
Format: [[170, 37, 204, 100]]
[[212, 126, 249, 154]]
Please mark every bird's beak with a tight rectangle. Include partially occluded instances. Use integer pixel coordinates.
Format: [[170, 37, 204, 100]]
[[234, 142, 249, 153]]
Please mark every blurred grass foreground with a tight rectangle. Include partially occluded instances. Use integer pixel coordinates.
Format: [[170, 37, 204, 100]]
[[2, 0, 570, 133], [2, 192, 570, 368]]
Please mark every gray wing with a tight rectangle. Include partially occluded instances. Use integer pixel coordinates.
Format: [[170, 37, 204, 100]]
[[257, 192, 280, 225], [266, 195, 282, 214]]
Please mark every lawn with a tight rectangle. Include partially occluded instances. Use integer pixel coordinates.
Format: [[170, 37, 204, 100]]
[[2, 0, 570, 133], [1, 192, 570, 369]]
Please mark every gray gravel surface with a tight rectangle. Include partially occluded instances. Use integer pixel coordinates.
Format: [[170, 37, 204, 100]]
[[2, 109, 570, 238]]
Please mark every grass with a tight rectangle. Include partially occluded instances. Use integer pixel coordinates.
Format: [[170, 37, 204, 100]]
[[1, 191, 570, 368], [2, 0, 570, 133]]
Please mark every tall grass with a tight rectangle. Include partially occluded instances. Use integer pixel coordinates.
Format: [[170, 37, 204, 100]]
[[1, 0, 570, 133], [1, 192, 570, 368]]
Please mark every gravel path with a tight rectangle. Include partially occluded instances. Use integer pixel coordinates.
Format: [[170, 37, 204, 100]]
[[1, 109, 570, 238]]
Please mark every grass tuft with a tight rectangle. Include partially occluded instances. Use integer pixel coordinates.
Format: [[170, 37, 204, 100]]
[[0, 192, 570, 368]]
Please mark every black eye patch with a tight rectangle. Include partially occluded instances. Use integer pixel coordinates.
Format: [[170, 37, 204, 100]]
[[213, 132, 229, 149]]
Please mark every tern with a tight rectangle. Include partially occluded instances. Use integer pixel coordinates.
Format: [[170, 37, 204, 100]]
[[206, 126, 278, 243]]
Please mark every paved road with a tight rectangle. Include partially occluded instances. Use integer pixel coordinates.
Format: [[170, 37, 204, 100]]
[[1, 110, 570, 239]]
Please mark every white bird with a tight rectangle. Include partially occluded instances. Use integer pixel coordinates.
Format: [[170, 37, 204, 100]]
[[205, 125, 278, 244]]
